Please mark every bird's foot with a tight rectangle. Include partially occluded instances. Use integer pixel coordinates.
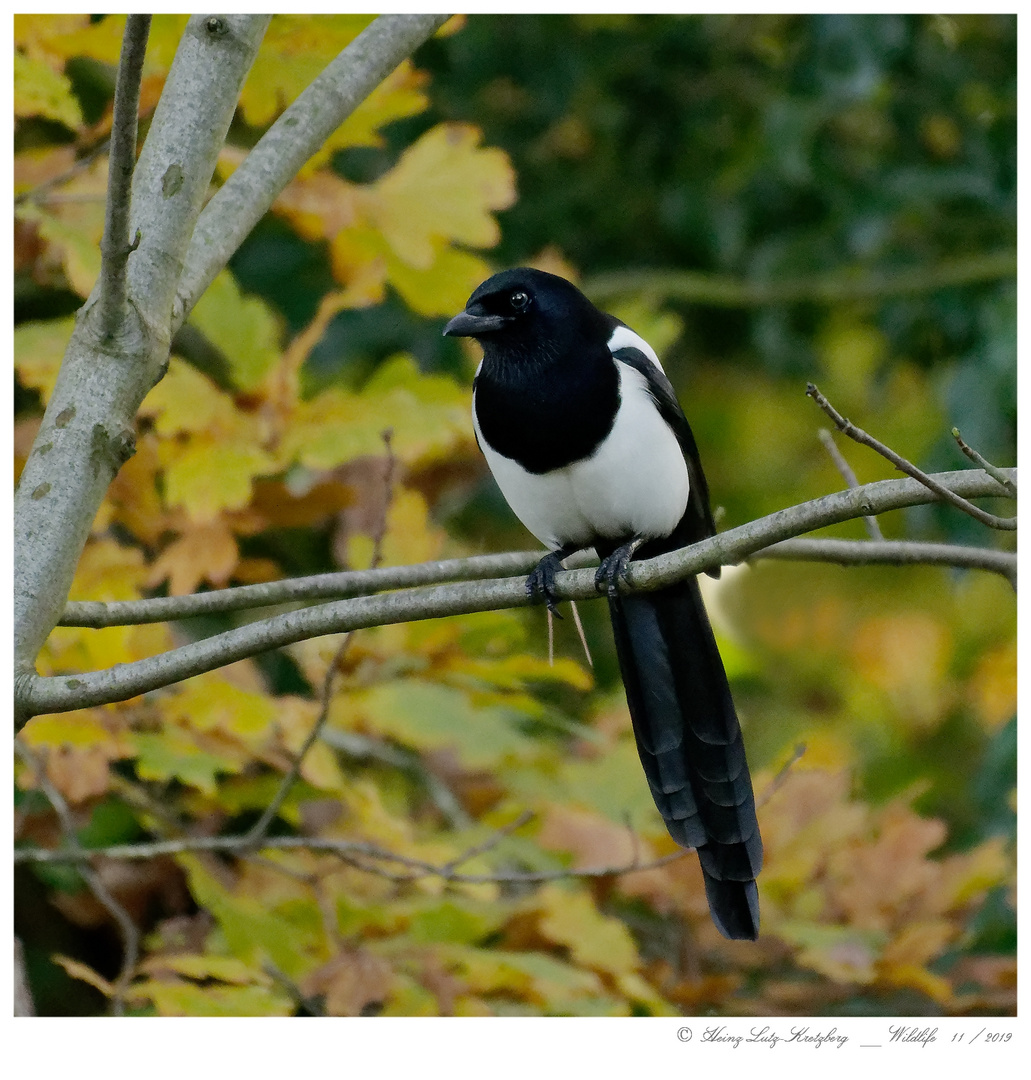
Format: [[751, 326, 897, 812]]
[[595, 536, 646, 597], [526, 546, 579, 615]]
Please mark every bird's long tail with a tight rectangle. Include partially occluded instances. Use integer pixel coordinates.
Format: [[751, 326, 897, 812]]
[[608, 577, 762, 940]]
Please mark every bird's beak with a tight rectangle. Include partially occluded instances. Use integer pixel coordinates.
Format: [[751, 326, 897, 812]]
[[443, 310, 508, 337]]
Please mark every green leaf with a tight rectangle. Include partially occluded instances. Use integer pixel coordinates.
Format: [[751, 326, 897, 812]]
[[350, 680, 537, 769], [132, 730, 239, 795], [188, 271, 282, 391]]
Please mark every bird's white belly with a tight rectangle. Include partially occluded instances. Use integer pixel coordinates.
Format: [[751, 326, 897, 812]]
[[474, 362, 690, 550]]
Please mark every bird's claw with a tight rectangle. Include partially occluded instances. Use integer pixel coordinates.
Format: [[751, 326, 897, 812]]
[[526, 554, 564, 617], [595, 538, 645, 598]]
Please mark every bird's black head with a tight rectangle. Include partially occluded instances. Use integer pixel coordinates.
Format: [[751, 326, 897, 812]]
[[443, 268, 610, 361]]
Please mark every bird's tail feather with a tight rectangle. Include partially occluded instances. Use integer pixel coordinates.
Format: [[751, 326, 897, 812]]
[[608, 576, 762, 940]]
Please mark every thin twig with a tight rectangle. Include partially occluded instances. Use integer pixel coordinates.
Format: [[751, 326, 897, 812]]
[[952, 427, 1017, 496], [244, 432, 396, 847], [818, 428, 883, 540], [15, 830, 690, 886], [757, 537, 1016, 588], [14, 139, 112, 206], [757, 743, 807, 808], [319, 728, 473, 828], [96, 14, 151, 339], [439, 810, 535, 876], [807, 384, 1016, 531], [261, 961, 325, 1017], [15, 740, 140, 1016]]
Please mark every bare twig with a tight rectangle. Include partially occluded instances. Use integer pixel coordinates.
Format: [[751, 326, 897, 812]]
[[19, 468, 1015, 720], [758, 537, 1015, 586], [15, 740, 140, 1015], [15, 829, 690, 885], [96, 14, 151, 338], [14, 138, 112, 207], [952, 428, 1017, 496], [818, 428, 883, 540], [319, 728, 472, 829], [439, 810, 535, 876], [757, 744, 807, 808], [807, 384, 1016, 531], [261, 961, 325, 1017]]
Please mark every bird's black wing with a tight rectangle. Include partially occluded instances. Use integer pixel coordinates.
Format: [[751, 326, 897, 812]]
[[610, 345, 718, 566]]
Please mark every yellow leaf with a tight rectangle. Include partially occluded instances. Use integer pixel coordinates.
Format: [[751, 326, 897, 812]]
[[18, 202, 103, 298], [14, 15, 91, 61], [14, 317, 75, 401], [535, 886, 641, 977], [139, 953, 267, 985], [20, 709, 132, 754], [28, 14, 190, 75], [52, 955, 115, 998], [102, 433, 168, 545], [14, 52, 83, 128], [880, 919, 955, 969], [281, 356, 471, 470], [135, 978, 293, 1017], [276, 171, 359, 242], [161, 435, 273, 522], [238, 15, 373, 128], [363, 123, 516, 268], [880, 962, 955, 1006], [967, 639, 1017, 731], [141, 358, 239, 436], [159, 676, 277, 743], [376, 489, 444, 568], [386, 244, 495, 318], [188, 271, 282, 391]]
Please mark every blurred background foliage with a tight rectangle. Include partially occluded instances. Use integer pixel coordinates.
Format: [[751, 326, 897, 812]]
[[14, 13, 1015, 1016]]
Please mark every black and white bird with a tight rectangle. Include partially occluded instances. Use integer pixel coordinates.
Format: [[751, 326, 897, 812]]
[[445, 268, 762, 940]]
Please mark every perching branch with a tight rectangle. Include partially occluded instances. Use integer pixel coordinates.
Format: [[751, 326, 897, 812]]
[[172, 13, 452, 330], [16, 468, 1014, 720], [59, 550, 576, 627], [807, 383, 1017, 531], [96, 15, 150, 339]]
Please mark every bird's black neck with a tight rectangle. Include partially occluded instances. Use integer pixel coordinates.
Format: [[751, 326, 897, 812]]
[[474, 341, 620, 475]]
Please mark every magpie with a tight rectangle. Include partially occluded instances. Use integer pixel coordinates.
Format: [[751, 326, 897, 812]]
[[444, 268, 762, 940]]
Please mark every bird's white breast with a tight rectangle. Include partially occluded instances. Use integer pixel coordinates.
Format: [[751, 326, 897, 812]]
[[474, 359, 690, 550]]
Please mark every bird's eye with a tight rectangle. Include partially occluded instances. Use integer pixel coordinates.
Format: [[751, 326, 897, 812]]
[[509, 290, 530, 311]]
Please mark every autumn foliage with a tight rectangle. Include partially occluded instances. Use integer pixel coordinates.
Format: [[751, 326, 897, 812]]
[[14, 15, 1015, 1017]]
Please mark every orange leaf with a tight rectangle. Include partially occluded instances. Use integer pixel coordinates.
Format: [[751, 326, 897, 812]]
[[149, 520, 239, 596]]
